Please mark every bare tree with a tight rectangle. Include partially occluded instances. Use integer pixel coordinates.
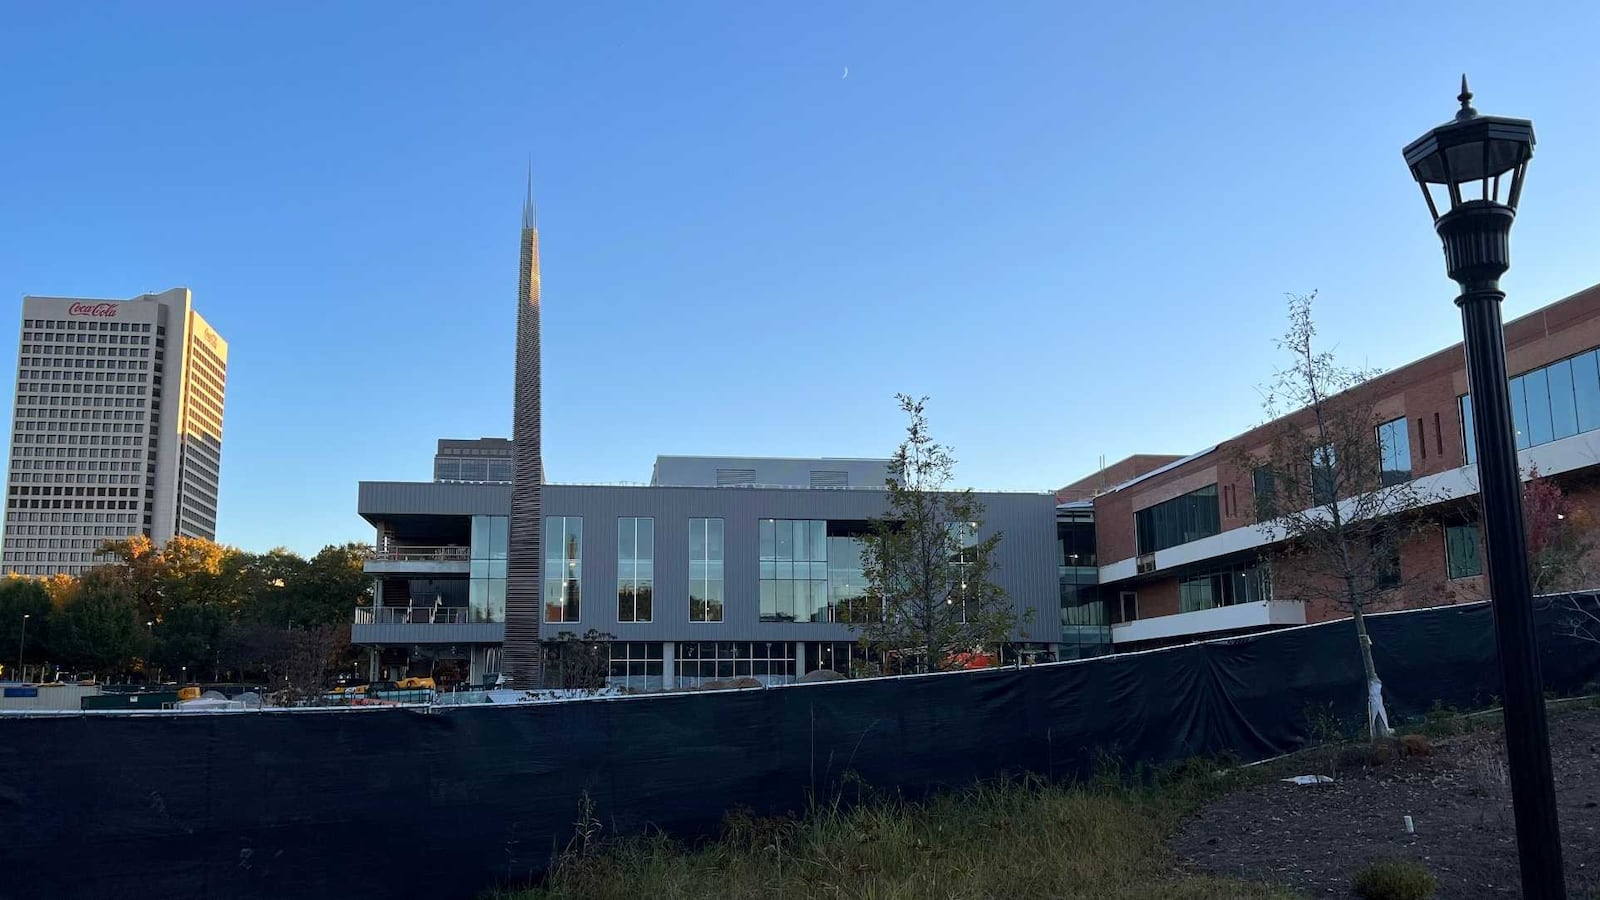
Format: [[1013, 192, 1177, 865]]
[[1244, 294, 1436, 738], [277, 624, 350, 703], [859, 395, 1018, 673], [541, 629, 614, 691]]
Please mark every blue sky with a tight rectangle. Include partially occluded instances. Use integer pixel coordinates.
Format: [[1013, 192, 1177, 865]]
[[4, 2, 1600, 554]]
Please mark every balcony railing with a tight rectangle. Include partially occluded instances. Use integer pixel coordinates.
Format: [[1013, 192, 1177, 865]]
[[366, 546, 470, 563], [354, 606, 472, 625]]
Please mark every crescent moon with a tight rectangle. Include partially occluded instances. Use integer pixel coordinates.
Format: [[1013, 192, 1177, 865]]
[[842, 66, 849, 80]]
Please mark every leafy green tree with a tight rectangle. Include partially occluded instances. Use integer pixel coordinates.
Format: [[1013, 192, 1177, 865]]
[[859, 395, 1016, 672], [0, 578, 55, 678], [231, 548, 310, 628], [218, 622, 290, 684], [152, 601, 233, 680], [54, 570, 142, 676], [296, 543, 372, 626]]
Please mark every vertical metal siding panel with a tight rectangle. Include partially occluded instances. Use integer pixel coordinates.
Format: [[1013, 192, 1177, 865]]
[[503, 221, 544, 687], [362, 480, 1060, 651]]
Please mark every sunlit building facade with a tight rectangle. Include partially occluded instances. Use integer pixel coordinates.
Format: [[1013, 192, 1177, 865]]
[[1065, 282, 1600, 651], [3, 288, 227, 576]]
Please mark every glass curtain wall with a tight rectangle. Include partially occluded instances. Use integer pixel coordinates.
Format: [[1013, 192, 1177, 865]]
[[1462, 346, 1600, 463], [759, 519, 829, 622], [469, 515, 507, 623], [676, 641, 796, 686], [1177, 561, 1271, 613], [826, 522, 875, 623], [1057, 515, 1109, 659], [1135, 485, 1221, 554]]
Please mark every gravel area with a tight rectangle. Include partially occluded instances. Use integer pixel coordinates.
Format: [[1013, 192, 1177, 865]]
[[1171, 706, 1600, 897]]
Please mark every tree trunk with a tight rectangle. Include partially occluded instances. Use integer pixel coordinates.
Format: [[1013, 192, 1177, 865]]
[[1350, 605, 1393, 739]]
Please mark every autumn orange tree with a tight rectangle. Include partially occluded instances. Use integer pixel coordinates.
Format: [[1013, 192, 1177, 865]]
[[9, 537, 372, 683]]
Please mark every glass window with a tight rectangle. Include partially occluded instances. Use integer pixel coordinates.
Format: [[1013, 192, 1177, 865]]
[[759, 519, 830, 622], [1056, 517, 1097, 568], [1509, 375, 1530, 450], [1376, 417, 1411, 487], [674, 641, 796, 687], [617, 517, 654, 623], [1311, 444, 1337, 506], [607, 641, 664, 692], [1574, 351, 1600, 434], [689, 518, 724, 622], [468, 516, 509, 622], [1372, 535, 1401, 591], [1446, 523, 1483, 579], [1460, 346, 1600, 464], [1134, 485, 1220, 555], [543, 516, 582, 623], [1523, 367, 1553, 446], [1547, 358, 1578, 441], [1251, 467, 1277, 521]]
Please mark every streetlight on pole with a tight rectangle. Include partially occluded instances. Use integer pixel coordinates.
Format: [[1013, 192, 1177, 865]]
[[1403, 77, 1564, 898], [17, 613, 29, 682]]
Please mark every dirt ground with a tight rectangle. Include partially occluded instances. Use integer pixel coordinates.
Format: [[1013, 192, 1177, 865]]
[[1171, 706, 1600, 898]]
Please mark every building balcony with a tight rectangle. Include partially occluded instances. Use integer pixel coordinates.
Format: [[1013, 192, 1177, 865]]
[[363, 545, 471, 575], [350, 605, 504, 645], [1110, 599, 1305, 646]]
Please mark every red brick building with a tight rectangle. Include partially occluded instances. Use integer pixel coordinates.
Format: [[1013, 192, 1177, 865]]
[[1065, 283, 1600, 650]]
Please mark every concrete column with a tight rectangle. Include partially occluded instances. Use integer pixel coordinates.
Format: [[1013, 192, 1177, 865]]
[[661, 641, 676, 690], [366, 648, 379, 682], [795, 641, 805, 681]]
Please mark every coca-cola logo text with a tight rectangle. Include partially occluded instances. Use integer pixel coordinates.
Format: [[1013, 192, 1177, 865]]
[[67, 302, 118, 318]]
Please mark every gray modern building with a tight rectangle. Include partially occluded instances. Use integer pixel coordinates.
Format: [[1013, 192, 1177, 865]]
[[352, 453, 1078, 688], [434, 437, 514, 483]]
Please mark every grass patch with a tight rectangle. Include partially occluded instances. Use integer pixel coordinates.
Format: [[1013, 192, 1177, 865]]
[[1351, 858, 1438, 899], [492, 764, 1293, 900]]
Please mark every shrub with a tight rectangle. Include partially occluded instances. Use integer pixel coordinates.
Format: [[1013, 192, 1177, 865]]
[[1351, 858, 1438, 900], [1420, 701, 1464, 738]]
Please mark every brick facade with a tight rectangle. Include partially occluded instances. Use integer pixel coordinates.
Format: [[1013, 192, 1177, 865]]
[[1079, 282, 1600, 639]]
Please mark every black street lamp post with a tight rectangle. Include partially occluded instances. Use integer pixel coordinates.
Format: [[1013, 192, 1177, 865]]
[[1403, 78, 1564, 898], [17, 613, 28, 681]]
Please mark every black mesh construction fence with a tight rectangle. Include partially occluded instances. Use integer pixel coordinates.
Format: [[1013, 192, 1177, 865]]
[[4, 596, 1600, 900]]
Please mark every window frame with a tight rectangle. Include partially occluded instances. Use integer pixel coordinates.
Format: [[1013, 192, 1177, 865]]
[[1133, 485, 1221, 555], [689, 517, 725, 623], [1445, 522, 1484, 580], [616, 517, 654, 623], [543, 516, 583, 623], [1375, 416, 1412, 487]]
